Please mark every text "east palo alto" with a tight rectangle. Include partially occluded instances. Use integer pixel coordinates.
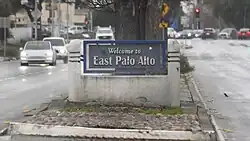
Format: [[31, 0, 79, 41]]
[[93, 56, 156, 66]]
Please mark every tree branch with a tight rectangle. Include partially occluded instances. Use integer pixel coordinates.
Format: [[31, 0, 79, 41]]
[[81, 0, 114, 10]]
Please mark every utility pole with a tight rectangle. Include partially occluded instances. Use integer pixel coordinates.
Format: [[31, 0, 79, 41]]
[[51, 0, 55, 36], [89, 9, 93, 32], [66, 0, 69, 41], [35, 0, 38, 40]]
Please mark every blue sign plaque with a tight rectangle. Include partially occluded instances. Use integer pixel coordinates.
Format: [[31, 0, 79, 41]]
[[82, 40, 167, 75]]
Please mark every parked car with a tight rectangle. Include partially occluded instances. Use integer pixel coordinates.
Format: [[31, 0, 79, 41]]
[[176, 29, 194, 39], [20, 41, 57, 66], [167, 27, 177, 38], [43, 37, 68, 64], [201, 28, 217, 39], [237, 28, 250, 39], [218, 28, 238, 39]]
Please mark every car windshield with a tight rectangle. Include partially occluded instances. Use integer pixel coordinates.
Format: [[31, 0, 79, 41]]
[[193, 30, 202, 33], [24, 41, 51, 50], [204, 28, 214, 32], [221, 28, 232, 33], [97, 29, 112, 34], [240, 28, 250, 32], [43, 39, 64, 46], [182, 30, 192, 34], [168, 28, 175, 32]]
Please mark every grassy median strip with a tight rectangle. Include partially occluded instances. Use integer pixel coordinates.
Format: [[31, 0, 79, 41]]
[[60, 106, 183, 115]]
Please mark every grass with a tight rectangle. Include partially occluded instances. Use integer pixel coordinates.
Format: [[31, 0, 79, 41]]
[[136, 107, 183, 115], [0, 43, 23, 58], [60, 106, 183, 116]]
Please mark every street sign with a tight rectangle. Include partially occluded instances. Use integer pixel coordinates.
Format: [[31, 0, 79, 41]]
[[0, 17, 10, 28], [83, 40, 167, 75], [31, 9, 42, 20], [159, 3, 170, 28], [159, 22, 168, 28], [162, 3, 169, 16]]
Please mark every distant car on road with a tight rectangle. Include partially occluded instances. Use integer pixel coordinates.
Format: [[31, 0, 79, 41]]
[[237, 28, 250, 40], [20, 41, 57, 66], [193, 30, 203, 38], [95, 26, 115, 40], [43, 37, 69, 64], [218, 28, 238, 39], [167, 27, 177, 38], [201, 28, 217, 39], [176, 29, 194, 39], [68, 26, 86, 35]]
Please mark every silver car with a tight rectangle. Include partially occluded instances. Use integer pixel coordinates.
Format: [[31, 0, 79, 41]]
[[20, 41, 57, 66]]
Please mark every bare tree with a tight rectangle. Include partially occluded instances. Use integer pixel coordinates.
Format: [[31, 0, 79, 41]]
[[80, 0, 115, 12]]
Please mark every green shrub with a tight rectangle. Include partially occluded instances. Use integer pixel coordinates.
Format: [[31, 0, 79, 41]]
[[180, 53, 195, 74]]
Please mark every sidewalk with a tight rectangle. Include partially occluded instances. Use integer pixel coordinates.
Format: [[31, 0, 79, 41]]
[[1, 74, 216, 141]]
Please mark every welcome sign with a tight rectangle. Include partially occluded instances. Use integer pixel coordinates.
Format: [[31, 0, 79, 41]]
[[83, 40, 167, 75]]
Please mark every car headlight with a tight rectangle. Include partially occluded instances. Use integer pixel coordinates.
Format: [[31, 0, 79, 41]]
[[188, 33, 192, 36], [46, 51, 53, 56], [60, 49, 66, 54], [20, 51, 27, 57]]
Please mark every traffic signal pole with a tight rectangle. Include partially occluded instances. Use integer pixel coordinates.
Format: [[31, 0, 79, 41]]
[[195, 8, 200, 29], [34, 0, 38, 40]]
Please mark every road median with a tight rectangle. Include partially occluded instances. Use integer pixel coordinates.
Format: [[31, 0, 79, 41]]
[[4, 75, 215, 141]]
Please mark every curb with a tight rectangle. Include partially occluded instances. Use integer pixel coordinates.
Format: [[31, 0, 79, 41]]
[[8, 122, 205, 140], [191, 74, 225, 141]]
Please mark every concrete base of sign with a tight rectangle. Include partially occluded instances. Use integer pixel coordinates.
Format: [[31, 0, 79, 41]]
[[69, 74, 170, 107]]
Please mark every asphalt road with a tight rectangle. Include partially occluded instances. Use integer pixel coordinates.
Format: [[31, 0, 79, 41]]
[[183, 39, 250, 141], [0, 61, 68, 130]]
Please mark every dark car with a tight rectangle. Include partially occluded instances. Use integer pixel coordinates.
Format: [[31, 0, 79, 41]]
[[218, 28, 237, 39], [201, 28, 217, 39], [237, 28, 250, 40], [176, 29, 194, 39]]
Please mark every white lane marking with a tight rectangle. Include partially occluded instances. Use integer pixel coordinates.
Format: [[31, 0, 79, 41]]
[[22, 78, 26, 82], [48, 72, 52, 75]]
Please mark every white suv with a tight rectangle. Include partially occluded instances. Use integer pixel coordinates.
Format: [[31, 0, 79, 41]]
[[95, 26, 115, 40], [68, 26, 85, 35]]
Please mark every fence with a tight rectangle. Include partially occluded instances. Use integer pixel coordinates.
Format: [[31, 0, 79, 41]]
[[67, 39, 181, 107]]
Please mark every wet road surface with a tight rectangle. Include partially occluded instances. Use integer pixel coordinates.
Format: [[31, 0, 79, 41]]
[[0, 61, 68, 130], [183, 39, 250, 141]]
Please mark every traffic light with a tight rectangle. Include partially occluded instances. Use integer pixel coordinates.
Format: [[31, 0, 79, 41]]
[[195, 8, 200, 18], [32, 27, 35, 39]]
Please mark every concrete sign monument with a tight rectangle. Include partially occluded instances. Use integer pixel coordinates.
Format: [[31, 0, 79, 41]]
[[82, 40, 167, 75], [68, 39, 181, 107]]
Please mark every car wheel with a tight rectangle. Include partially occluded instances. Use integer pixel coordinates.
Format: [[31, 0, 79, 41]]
[[49, 60, 56, 66], [63, 57, 68, 64]]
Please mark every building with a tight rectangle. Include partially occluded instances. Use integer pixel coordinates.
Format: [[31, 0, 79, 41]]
[[41, 2, 89, 26], [10, 2, 89, 27], [9, 9, 30, 27]]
